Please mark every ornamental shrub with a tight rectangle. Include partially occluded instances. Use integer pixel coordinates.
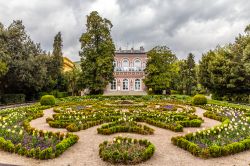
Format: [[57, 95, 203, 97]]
[[40, 95, 56, 106], [192, 94, 207, 105]]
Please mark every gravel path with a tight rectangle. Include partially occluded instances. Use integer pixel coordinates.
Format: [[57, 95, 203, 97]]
[[0, 107, 250, 166]]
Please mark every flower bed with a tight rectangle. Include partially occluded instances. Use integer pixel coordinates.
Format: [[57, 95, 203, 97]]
[[0, 105, 79, 159], [172, 104, 250, 158], [48, 101, 202, 133], [99, 136, 155, 164], [97, 121, 154, 135]]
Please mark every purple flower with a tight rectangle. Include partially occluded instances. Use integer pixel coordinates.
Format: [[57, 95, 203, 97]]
[[163, 105, 174, 110]]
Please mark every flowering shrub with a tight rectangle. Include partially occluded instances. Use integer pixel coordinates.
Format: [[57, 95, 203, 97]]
[[99, 136, 155, 164], [0, 105, 78, 159], [172, 104, 250, 158]]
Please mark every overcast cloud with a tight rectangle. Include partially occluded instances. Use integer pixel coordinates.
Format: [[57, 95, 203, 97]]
[[0, 0, 249, 61]]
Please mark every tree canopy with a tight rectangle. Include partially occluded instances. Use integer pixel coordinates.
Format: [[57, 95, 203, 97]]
[[0, 21, 68, 100], [144, 46, 177, 94], [176, 53, 197, 95], [198, 25, 250, 102], [79, 11, 115, 94]]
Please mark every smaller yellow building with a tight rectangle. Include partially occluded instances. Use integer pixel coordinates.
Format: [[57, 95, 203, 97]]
[[63, 57, 75, 72]]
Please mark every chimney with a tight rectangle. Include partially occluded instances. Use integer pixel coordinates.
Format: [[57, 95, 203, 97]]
[[140, 46, 144, 52]]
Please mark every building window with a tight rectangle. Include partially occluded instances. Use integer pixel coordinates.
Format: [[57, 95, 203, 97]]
[[111, 79, 116, 90], [134, 59, 141, 68], [135, 79, 141, 90], [122, 59, 129, 67], [123, 79, 129, 90], [113, 61, 117, 67]]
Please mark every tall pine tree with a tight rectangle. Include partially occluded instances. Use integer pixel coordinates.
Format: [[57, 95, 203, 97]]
[[52, 32, 63, 80], [79, 11, 115, 94]]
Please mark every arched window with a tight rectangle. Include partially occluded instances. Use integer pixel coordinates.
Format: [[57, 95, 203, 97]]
[[135, 79, 141, 90], [122, 59, 129, 67], [113, 61, 117, 67], [123, 79, 129, 90], [134, 59, 141, 68], [110, 79, 116, 90]]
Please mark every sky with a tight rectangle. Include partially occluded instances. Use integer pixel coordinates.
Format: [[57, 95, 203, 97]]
[[0, 0, 249, 62]]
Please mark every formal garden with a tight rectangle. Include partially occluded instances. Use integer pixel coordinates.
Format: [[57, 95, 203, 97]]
[[0, 95, 249, 165], [0, 8, 249, 165]]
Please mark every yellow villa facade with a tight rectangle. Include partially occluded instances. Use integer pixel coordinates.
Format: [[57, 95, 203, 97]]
[[63, 57, 75, 72]]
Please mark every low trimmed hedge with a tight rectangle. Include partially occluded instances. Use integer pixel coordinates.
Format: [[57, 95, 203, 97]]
[[97, 121, 154, 135], [99, 136, 155, 164], [0, 105, 79, 160], [1, 94, 26, 105], [171, 135, 250, 158], [203, 111, 227, 122], [0, 133, 79, 160]]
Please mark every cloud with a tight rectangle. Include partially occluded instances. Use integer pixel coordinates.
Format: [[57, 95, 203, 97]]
[[0, 0, 249, 61]]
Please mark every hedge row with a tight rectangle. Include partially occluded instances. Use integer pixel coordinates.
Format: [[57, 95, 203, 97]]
[[144, 118, 183, 132], [171, 135, 250, 158], [0, 106, 79, 160], [0, 94, 26, 105], [0, 133, 79, 160], [202, 111, 227, 122], [49, 116, 121, 132], [97, 122, 154, 135]]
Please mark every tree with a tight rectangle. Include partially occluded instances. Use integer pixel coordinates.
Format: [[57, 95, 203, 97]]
[[176, 60, 186, 94], [0, 60, 8, 95], [185, 53, 197, 95], [175, 53, 197, 95], [79, 11, 115, 94], [144, 46, 177, 94], [64, 68, 81, 96], [0, 20, 49, 99], [0, 60, 8, 78], [43, 32, 64, 92], [199, 25, 250, 102], [198, 51, 215, 91], [51, 32, 63, 80]]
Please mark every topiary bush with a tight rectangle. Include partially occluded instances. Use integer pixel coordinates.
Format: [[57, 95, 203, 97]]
[[192, 94, 207, 105], [40, 95, 56, 106]]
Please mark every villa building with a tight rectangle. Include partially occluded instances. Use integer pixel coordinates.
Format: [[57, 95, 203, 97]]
[[104, 47, 147, 95], [63, 57, 75, 72]]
